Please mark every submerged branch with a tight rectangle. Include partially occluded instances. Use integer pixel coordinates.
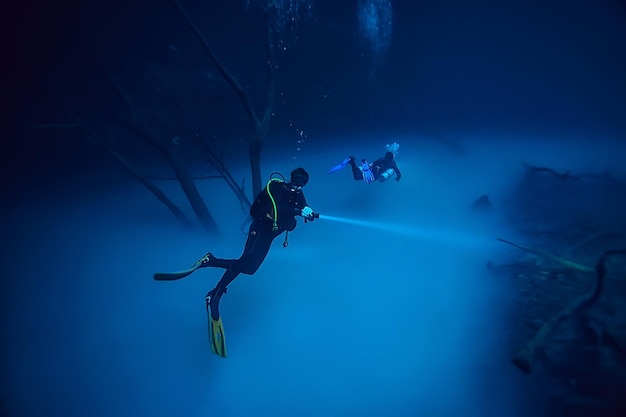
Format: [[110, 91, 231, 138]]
[[171, 0, 259, 129], [497, 238, 594, 272], [28, 123, 78, 130], [171, 0, 276, 196], [69, 113, 194, 229], [511, 250, 626, 374], [521, 162, 579, 180]]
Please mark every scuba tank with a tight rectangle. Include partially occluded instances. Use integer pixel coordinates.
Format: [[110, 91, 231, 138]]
[[379, 142, 399, 182], [378, 168, 396, 182]]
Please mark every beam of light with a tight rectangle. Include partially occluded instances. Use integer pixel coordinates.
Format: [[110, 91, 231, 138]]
[[318, 214, 488, 248]]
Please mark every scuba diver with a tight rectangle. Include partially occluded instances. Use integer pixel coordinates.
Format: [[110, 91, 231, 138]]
[[153, 167, 318, 357], [328, 143, 402, 184]]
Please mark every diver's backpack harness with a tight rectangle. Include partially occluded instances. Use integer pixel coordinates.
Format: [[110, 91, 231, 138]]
[[266, 177, 281, 232], [264, 173, 290, 247]]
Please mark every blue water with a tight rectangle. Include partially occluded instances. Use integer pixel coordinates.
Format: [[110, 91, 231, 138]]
[[4, 0, 625, 413], [4, 133, 624, 416]]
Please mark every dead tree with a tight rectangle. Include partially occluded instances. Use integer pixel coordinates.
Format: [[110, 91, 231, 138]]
[[109, 76, 220, 234], [511, 251, 625, 374], [172, 0, 276, 197], [29, 116, 197, 230], [157, 92, 252, 211], [498, 239, 626, 374]]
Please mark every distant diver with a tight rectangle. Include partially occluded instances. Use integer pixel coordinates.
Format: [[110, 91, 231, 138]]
[[328, 142, 402, 184], [153, 168, 318, 357]]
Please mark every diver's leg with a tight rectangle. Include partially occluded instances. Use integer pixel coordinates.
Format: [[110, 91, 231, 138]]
[[206, 221, 275, 320], [199, 220, 263, 270], [201, 255, 235, 269], [350, 158, 363, 181], [233, 220, 276, 276], [208, 224, 274, 294], [206, 267, 237, 320], [205, 240, 273, 321]]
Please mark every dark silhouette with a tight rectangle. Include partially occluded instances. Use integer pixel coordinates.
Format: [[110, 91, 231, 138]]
[[329, 152, 402, 184], [153, 167, 318, 357], [203, 167, 317, 321]]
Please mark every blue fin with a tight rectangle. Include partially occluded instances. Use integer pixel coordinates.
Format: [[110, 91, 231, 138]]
[[328, 156, 352, 174]]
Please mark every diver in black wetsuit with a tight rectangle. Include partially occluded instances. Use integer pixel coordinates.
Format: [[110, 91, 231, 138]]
[[329, 151, 402, 184], [348, 152, 402, 184], [202, 167, 317, 322]]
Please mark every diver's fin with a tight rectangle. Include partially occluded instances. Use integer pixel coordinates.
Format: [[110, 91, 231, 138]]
[[153, 266, 199, 281], [327, 156, 353, 174], [327, 163, 345, 174], [206, 292, 227, 357], [209, 317, 227, 358], [361, 159, 375, 184], [153, 252, 212, 281]]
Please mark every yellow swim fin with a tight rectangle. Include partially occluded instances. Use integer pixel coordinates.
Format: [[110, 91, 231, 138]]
[[209, 317, 227, 358]]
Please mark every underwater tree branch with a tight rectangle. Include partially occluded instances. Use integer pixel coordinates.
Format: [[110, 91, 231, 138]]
[[195, 133, 252, 211], [28, 115, 195, 228], [28, 123, 79, 130], [153, 91, 253, 213], [521, 162, 579, 180], [171, 0, 259, 128], [108, 74, 219, 234], [108, 74, 138, 127], [171, 0, 278, 197], [146, 174, 223, 181], [497, 238, 594, 272], [69, 113, 194, 229], [509, 249, 626, 374], [259, 7, 276, 135]]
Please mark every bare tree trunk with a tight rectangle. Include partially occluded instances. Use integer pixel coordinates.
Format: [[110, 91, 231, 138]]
[[123, 122, 220, 234], [109, 76, 219, 234], [91, 136, 194, 229], [164, 146, 218, 232], [194, 133, 252, 211], [172, 0, 276, 197], [30, 117, 195, 229], [157, 93, 252, 212], [249, 136, 263, 196]]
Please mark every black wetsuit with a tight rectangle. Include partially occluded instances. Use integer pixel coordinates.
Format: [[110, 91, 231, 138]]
[[350, 156, 402, 181], [206, 180, 308, 319]]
